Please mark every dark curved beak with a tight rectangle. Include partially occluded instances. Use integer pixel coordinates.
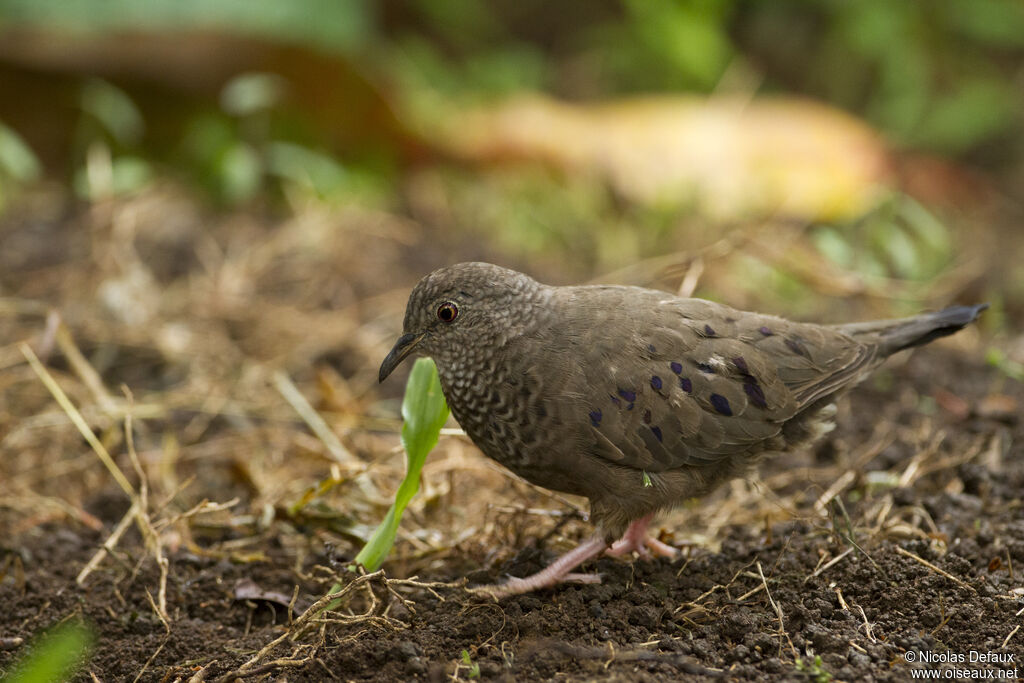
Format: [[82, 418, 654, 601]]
[[378, 332, 425, 383]]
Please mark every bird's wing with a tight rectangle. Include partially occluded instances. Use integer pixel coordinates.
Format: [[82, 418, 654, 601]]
[[562, 292, 874, 472]]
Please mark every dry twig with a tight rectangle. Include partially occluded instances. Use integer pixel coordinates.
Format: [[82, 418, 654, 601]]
[[894, 546, 977, 593]]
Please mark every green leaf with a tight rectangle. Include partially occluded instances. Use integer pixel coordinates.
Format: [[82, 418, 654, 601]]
[[6, 621, 93, 683], [812, 226, 854, 268], [267, 142, 348, 198], [0, 122, 41, 182], [912, 77, 1018, 152], [81, 79, 144, 144], [217, 142, 263, 204], [220, 72, 287, 117], [355, 357, 449, 571], [110, 155, 153, 195], [623, 0, 734, 89]]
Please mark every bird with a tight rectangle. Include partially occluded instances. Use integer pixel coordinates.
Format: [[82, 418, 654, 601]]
[[378, 262, 987, 598]]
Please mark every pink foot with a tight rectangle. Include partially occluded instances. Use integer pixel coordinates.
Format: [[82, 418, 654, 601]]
[[469, 536, 609, 600], [606, 514, 678, 559]]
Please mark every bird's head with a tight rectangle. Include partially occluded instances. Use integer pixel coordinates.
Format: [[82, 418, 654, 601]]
[[378, 262, 544, 383]]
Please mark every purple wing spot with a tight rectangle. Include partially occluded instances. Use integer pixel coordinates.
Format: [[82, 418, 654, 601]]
[[589, 410, 603, 426], [650, 375, 663, 390], [670, 361, 683, 375], [696, 362, 715, 374], [648, 344, 657, 353], [710, 394, 733, 416], [643, 409, 652, 424], [759, 326, 773, 336], [785, 337, 810, 359], [626, 403, 635, 411], [679, 377, 693, 393], [743, 380, 767, 409], [651, 425, 663, 442], [703, 324, 717, 337], [732, 356, 749, 373], [617, 389, 637, 402]]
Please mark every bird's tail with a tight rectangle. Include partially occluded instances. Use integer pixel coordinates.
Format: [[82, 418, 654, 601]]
[[834, 304, 988, 357]]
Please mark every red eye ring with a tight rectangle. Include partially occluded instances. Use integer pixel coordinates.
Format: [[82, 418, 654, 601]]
[[437, 302, 459, 323]]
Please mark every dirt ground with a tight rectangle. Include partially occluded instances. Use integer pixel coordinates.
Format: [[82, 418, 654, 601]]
[[0, 189, 1021, 681]]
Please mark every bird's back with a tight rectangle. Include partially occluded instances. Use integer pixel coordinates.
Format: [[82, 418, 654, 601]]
[[515, 286, 875, 475]]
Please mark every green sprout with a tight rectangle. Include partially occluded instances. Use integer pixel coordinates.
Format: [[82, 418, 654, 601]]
[[355, 357, 450, 571], [795, 655, 832, 683], [460, 649, 481, 679]]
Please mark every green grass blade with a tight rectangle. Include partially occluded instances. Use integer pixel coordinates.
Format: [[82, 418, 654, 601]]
[[6, 621, 93, 683], [355, 357, 449, 571]]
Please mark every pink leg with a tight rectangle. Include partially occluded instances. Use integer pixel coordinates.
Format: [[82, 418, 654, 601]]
[[469, 536, 609, 600], [607, 514, 677, 559]]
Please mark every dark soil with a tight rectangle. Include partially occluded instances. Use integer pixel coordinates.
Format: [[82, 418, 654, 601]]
[[2, 350, 1021, 682]]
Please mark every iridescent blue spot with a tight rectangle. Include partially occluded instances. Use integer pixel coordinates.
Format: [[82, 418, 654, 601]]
[[759, 326, 773, 336], [785, 337, 810, 359], [618, 389, 637, 402], [626, 403, 635, 411], [650, 375, 663, 390], [589, 410, 603, 426], [697, 362, 715, 374], [710, 394, 733, 416], [651, 425, 663, 442], [743, 380, 767, 409], [679, 377, 693, 393], [670, 361, 683, 375], [732, 356, 749, 373], [610, 395, 621, 407], [643, 409, 652, 424], [648, 344, 657, 353], [704, 324, 717, 337]]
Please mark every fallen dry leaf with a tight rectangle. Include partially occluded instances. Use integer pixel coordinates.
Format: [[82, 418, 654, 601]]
[[438, 93, 893, 221], [935, 387, 971, 420], [976, 394, 1019, 422]]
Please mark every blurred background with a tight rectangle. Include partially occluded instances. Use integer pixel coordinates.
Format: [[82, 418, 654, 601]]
[[1, 0, 1022, 311], [0, 0, 1022, 649]]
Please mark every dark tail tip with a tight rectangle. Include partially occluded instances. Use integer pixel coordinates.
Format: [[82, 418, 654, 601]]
[[891, 302, 988, 353], [941, 302, 989, 326]]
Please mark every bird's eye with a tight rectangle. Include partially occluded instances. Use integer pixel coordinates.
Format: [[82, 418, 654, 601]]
[[437, 302, 459, 323]]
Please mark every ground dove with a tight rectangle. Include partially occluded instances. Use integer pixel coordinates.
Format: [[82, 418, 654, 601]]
[[379, 262, 986, 598]]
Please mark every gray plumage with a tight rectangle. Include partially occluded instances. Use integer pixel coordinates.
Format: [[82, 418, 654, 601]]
[[379, 262, 986, 588]]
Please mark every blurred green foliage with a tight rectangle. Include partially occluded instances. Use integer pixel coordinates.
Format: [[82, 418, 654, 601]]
[[812, 195, 953, 283], [2, 0, 1022, 156], [746, 0, 1024, 154], [0, 122, 40, 207], [386, 0, 1024, 155], [986, 347, 1024, 382], [0, 0, 1019, 316], [3, 621, 93, 683], [0, 0, 371, 52], [179, 70, 391, 206]]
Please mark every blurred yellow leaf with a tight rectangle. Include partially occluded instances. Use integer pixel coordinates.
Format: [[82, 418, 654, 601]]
[[438, 94, 892, 221]]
